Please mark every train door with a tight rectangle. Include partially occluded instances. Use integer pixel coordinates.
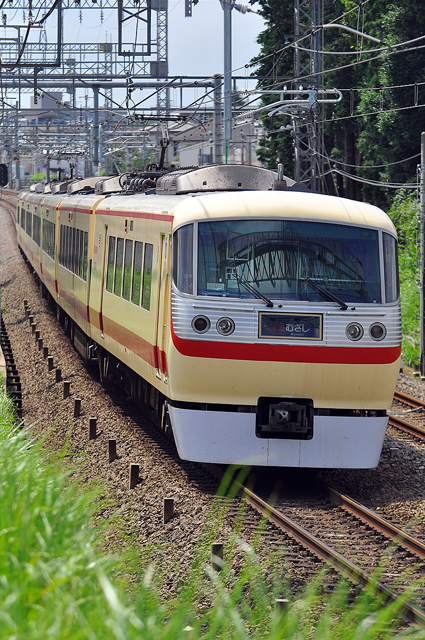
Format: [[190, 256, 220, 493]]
[[154, 233, 171, 379]]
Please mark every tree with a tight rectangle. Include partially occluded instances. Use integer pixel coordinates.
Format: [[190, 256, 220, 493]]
[[252, 0, 425, 207]]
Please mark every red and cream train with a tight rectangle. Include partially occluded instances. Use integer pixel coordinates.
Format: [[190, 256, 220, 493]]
[[15, 164, 402, 468]]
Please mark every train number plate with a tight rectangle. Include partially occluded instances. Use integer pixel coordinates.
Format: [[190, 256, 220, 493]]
[[259, 312, 323, 340]]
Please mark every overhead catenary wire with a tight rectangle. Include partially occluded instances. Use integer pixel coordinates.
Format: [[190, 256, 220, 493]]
[[7, 0, 61, 70], [323, 167, 418, 189]]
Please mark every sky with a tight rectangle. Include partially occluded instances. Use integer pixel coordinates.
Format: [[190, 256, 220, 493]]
[[1, 1, 266, 111], [168, 0, 265, 78]]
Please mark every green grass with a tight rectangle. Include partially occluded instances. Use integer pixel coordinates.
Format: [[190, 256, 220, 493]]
[[0, 386, 425, 638]]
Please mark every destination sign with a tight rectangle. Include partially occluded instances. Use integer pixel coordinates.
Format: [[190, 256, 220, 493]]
[[259, 312, 323, 340]]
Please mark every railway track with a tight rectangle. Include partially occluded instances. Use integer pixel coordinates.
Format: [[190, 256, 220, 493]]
[[389, 390, 425, 441], [231, 478, 425, 626], [2, 195, 425, 624]]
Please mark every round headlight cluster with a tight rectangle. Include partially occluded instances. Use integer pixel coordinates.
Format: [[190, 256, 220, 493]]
[[345, 321, 387, 341], [191, 315, 235, 336], [216, 317, 235, 336], [369, 322, 386, 341], [191, 315, 210, 334], [346, 322, 363, 341]]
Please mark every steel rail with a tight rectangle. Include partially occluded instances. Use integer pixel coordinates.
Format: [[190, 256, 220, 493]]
[[324, 483, 425, 558], [394, 390, 425, 410], [388, 414, 425, 441], [240, 484, 425, 626]]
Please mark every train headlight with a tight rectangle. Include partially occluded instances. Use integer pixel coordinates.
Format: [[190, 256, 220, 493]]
[[369, 322, 386, 341], [191, 315, 210, 334], [346, 322, 364, 341], [216, 317, 235, 336]]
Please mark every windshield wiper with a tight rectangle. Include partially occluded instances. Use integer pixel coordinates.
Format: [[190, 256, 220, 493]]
[[303, 277, 348, 311], [234, 272, 274, 308]]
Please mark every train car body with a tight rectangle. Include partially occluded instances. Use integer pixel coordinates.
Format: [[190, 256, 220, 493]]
[[40, 193, 67, 300], [18, 190, 44, 276], [16, 166, 402, 468]]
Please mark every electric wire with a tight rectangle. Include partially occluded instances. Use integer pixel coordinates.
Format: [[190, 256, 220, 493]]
[[323, 167, 418, 189]]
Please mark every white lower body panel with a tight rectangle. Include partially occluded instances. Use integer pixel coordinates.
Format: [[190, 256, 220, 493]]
[[168, 406, 388, 468]]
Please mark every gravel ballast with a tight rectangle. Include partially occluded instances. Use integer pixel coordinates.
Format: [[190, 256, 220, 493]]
[[1, 199, 425, 595]]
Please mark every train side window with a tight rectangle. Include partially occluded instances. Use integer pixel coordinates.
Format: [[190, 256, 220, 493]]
[[383, 233, 399, 303], [77, 229, 82, 277], [33, 216, 41, 247], [70, 228, 74, 273], [26, 210, 32, 237], [52, 222, 56, 260], [82, 231, 88, 281], [106, 236, 116, 293], [142, 243, 153, 310], [77, 229, 83, 278], [114, 237, 124, 296], [59, 225, 64, 264], [65, 227, 69, 270], [132, 241, 143, 305], [122, 239, 133, 301], [172, 224, 193, 294], [70, 228, 74, 272], [43, 219, 55, 260], [67, 227, 72, 272], [61, 226, 66, 267]]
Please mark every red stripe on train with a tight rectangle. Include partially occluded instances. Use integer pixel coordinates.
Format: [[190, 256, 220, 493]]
[[171, 324, 401, 365]]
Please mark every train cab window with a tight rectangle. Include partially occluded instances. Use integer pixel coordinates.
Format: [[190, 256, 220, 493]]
[[123, 239, 133, 301], [172, 224, 193, 294], [106, 236, 116, 293], [131, 241, 143, 305], [142, 243, 153, 310], [383, 233, 399, 303], [197, 220, 382, 304], [114, 237, 124, 296]]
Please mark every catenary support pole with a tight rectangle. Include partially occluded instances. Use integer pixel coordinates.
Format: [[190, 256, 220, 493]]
[[213, 74, 223, 164], [223, 0, 232, 162]]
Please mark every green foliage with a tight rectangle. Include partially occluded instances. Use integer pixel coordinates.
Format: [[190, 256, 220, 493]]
[[28, 172, 46, 184], [388, 193, 420, 365], [253, 0, 425, 205], [1, 398, 425, 638]]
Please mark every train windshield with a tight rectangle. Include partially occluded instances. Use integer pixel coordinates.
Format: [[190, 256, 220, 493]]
[[196, 220, 383, 304]]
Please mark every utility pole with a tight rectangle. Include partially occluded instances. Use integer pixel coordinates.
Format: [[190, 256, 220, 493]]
[[213, 74, 223, 164], [293, 0, 323, 192], [223, 0, 232, 163], [420, 131, 425, 374], [93, 86, 100, 174]]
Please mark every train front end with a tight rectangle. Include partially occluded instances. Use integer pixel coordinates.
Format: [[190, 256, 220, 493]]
[[165, 181, 401, 469]]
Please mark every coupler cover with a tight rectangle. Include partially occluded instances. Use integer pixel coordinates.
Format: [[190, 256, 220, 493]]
[[256, 397, 314, 440]]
